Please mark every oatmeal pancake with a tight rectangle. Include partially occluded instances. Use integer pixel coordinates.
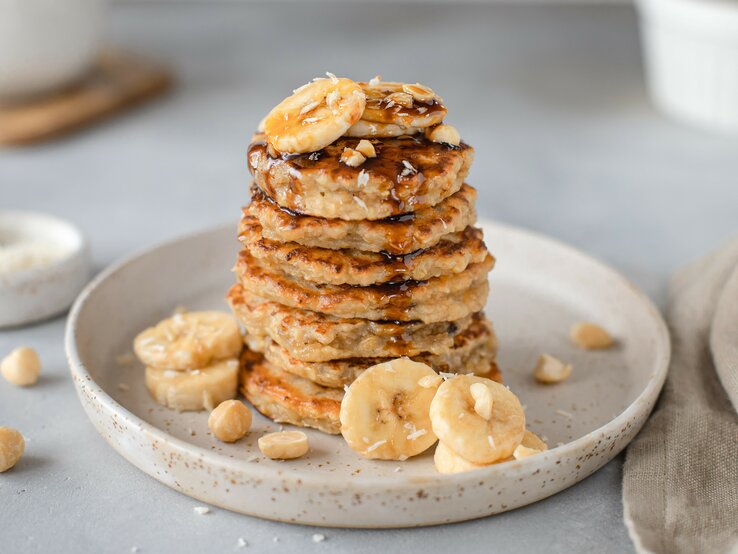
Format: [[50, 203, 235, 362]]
[[228, 283, 478, 362], [235, 250, 493, 323], [248, 135, 473, 220], [240, 351, 342, 434], [246, 317, 500, 388], [245, 183, 477, 255], [239, 217, 489, 285]]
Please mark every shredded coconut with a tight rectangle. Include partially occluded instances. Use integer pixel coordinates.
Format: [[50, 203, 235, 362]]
[[312, 534, 326, 543], [357, 170, 369, 187], [556, 409, 573, 419], [353, 196, 368, 212], [299, 100, 320, 115], [366, 440, 387, 453], [193, 506, 210, 515], [407, 428, 427, 441]]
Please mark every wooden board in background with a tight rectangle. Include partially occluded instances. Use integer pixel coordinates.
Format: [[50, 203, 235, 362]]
[[0, 50, 173, 146]]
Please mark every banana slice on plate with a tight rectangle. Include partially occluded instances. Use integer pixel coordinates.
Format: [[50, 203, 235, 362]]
[[434, 441, 487, 474], [430, 375, 525, 464], [145, 358, 239, 411], [344, 119, 422, 138], [340, 358, 440, 460], [359, 80, 447, 128], [264, 76, 366, 154], [134, 311, 242, 371], [434, 430, 547, 474]]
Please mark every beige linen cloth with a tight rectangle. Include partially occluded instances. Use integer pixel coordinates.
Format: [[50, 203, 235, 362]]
[[623, 238, 738, 554]]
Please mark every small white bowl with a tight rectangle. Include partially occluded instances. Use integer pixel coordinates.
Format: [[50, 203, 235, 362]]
[[637, 0, 738, 134], [0, 211, 90, 328], [0, 0, 106, 101]]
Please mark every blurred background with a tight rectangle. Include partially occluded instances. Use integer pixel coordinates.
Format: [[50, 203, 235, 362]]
[[2, 1, 737, 307]]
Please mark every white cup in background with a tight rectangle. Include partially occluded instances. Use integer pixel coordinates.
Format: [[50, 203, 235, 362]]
[[0, 0, 105, 102], [637, 0, 738, 135]]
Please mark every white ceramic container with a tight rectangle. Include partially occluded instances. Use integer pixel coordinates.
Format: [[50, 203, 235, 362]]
[[0, 0, 105, 101], [0, 211, 90, 328], [637, 0, 738, 134], [65, 222, 670, 527]]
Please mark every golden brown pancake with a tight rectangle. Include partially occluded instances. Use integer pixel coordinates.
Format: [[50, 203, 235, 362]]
[[228, 283, 479, 362], [245, 315, 499, 388], [240, 350, 343, 434], [239, 217, 488, 286], [245, 183, 478, 255], [247, 135, 474, 220], [234, 250, 493, 323]]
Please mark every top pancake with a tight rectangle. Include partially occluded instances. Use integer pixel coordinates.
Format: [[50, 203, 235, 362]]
[[248, 135, 474, 220], [245, 183, 477, 255]]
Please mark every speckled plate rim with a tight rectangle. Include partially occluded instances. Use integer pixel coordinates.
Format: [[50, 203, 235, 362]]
[[65, 221, 671, 525]]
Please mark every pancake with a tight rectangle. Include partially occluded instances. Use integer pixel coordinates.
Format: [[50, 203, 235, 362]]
[[248, 135, 474, 220], [235, 250, 493, 323], [239, 217, 489, 285], [240, 350, 343, 434], [228, 283, 479, 362], [245, 183, 478, 255], [246, 316, 500, 388]]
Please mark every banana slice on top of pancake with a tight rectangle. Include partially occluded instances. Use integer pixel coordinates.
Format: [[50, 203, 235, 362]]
[[340, 358, 440, 460], [263, 75, 366, 154], [359, 79, 447, 128]]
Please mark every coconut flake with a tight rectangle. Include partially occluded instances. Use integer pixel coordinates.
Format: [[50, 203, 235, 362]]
[[407, 428, 427, 441], [366, 440, 387, 453]]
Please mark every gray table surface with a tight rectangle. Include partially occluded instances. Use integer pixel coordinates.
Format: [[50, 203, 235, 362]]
[[1, 3, 737, 553]]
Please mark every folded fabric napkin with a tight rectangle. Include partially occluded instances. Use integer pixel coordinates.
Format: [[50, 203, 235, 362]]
[[623, 238, 738, 554]]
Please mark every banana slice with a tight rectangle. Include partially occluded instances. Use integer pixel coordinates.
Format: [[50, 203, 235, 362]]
[[434, 441, 487, 474], [134, 311, 242, 371], [434, 430, 547, 474], [520, 429, 547, 451], [258, 431, 309, 460], [430, 375, 525, 464], [340, 358, 439, 460], [263, 77, 365, 154], [145, 358, 239, 411], [359, 80, 447, 128], [344, 119, 422, 138]]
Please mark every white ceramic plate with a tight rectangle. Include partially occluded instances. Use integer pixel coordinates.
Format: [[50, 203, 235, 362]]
[[65, 221, 670, 528]]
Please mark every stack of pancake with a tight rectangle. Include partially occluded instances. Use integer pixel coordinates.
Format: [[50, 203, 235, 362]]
[[227, 76, 500, 434]]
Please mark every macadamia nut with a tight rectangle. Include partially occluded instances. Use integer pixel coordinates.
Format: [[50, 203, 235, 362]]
[[0, 427, 25, 472], [208, 400, 252, 442], [1, 347, 41, 386]]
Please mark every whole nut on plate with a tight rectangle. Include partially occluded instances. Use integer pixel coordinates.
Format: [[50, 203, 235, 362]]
[[208, 399, 252, 443]]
